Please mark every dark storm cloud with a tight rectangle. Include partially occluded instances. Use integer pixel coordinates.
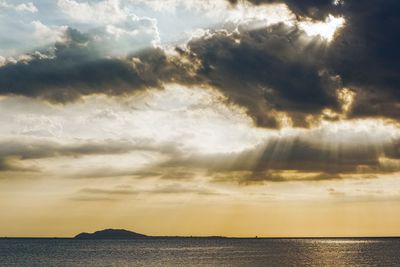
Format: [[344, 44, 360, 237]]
[[0, 28, 196, 103], [326, 0, 400, 121], [383, 140, 400, 160], [1, 0, 400, 127], [0, 23, 341, 128], [226, 0, 400, 124], [227, 0, 340, 20], [187, 24, 341, 127]]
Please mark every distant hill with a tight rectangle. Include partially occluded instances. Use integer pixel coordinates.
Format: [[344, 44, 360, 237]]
[[74, 229, 147, 239]]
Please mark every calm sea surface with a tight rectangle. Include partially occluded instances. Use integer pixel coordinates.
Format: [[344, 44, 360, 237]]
[[1, 238, 400, 266]]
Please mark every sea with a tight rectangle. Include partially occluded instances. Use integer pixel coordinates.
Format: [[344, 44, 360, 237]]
[[1, 238, 400, 266]]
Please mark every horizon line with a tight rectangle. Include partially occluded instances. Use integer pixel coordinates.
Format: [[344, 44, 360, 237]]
[[2, 235, 400, 239]]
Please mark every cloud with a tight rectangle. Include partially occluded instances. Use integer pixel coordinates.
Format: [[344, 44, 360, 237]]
[[1, 0, 400, 129], [74, 183, 225, 201], [2, 105, 400, 184], [57, 0, 126, 24], [160, 169, 197, 180], [0, 138, 179, 173], [80, 187, 139, 196], [0, 140, 135, 160], [328, 188, 346, 197], [31, 21, 68, 45], [0, 28, 195, 103], [64, 117, 400, 184], [222, 0, 400, 124], [15, 2, 37, 13], [227, 0, 340, 20], [57, 0, 161, 54], [131, 0, 231, 16], [326, 0, 400, 121], [0, 9, 343, 128], [90, 17, 161, 55], [158, 139, 379, 177], [196, 0, 400, 125], [186, 24, 341, 127], [0, 0, 38, 13], [70, 196, 118, 202], [0, 56, 5, 67], [150, 183, 225, 195], [213, 171, 342, 184], [0, 158, 21, 172], [149, 120, 400, 183], [73, 166, 199, 180], [0, 156, 38, 173]]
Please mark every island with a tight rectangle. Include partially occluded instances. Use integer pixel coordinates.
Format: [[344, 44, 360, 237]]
[[73, 228, 230, 240], [74, 229, 148, 239]]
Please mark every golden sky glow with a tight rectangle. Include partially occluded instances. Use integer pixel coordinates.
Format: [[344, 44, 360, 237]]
[[1, 85, 400, 237]]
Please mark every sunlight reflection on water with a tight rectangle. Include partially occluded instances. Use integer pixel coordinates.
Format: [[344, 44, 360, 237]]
[[1, 238, 399, 266]]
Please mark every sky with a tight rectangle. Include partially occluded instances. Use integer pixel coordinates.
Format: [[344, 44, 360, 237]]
[[1, 0, 400, 238]]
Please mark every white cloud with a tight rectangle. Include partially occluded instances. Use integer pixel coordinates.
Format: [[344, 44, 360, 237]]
[[0, 56, 5, 67], [57, 0, 127, 24], [31, 21, 68, 44], [0, 0, 37, 13], [132, 0, 295, 26], [0, 84, 264, 153], [131, 0, 230, 16], [57, 0, 160, 53], [226, 2, 295, 29], [132, 0, 295, 43], [15, 2, 38, 13], [90, 15, 161, 54]]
